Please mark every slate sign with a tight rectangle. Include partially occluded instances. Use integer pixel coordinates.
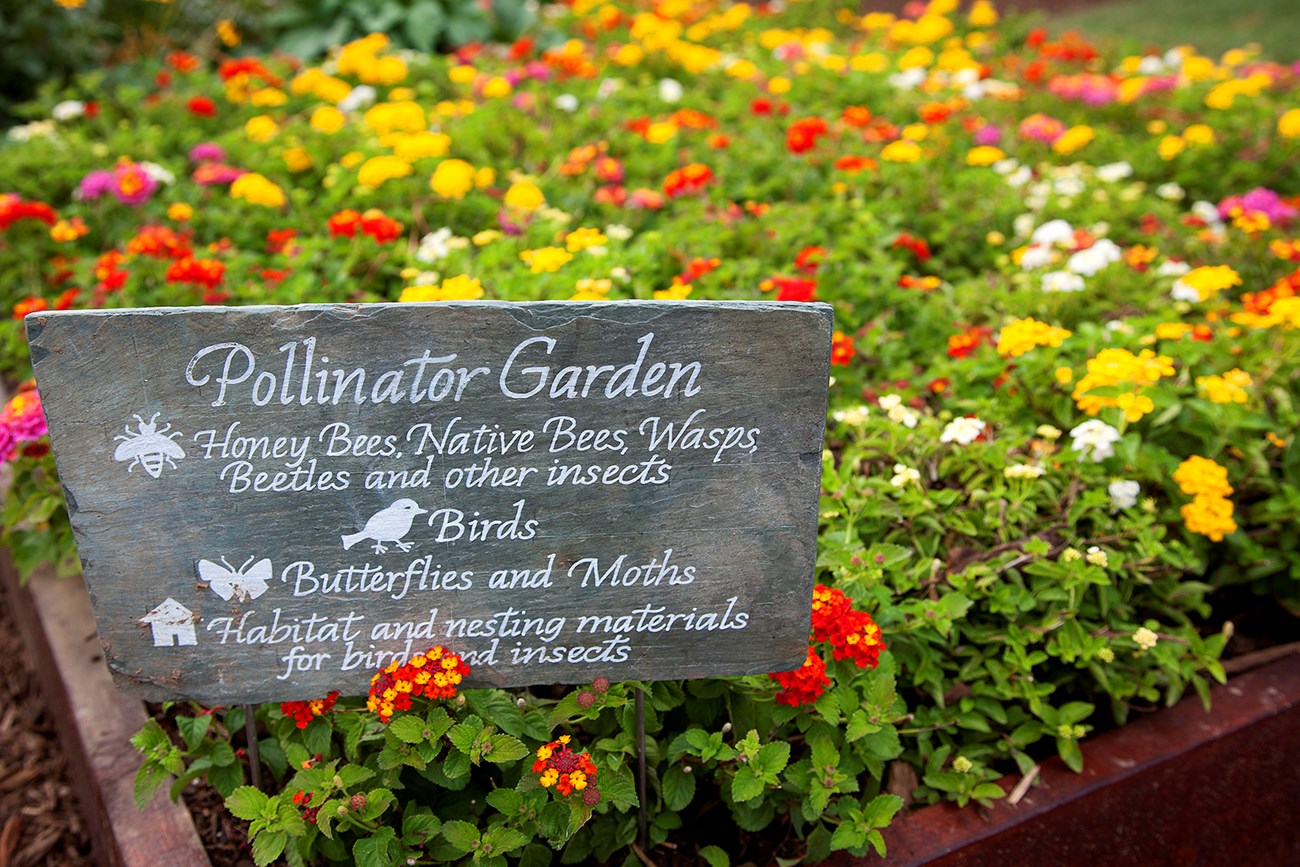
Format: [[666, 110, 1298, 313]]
[[28, 301, 831, 703]]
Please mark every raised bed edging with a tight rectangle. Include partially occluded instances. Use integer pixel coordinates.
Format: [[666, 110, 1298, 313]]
[[0, 559, 211, 867], [828, 649, 1300, 866], [6, 556, 1299, 867]]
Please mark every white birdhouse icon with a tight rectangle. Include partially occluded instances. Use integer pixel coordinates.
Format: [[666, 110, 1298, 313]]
[[140, 598, 198, 647]]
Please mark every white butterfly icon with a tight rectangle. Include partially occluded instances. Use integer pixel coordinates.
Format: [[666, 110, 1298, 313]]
[[198, 556, 272, 602]]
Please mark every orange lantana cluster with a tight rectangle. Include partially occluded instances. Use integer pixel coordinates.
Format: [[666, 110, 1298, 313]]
[[366, 645, 469, 723]]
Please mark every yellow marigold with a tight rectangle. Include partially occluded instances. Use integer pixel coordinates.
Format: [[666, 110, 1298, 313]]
[[430, 159, 476, 199], [1052, 125, 1095, 155], [897, 46, 934, 69], [1197, 369, 1252, 404], [996, 317, 1072, 358], [282, 146, 314, 173], [1173, 455, 1233, 498], [1278, 108, 1300, 139], [474, 167, 495, 189], [229, 172, 286, 208], [358, 155, 413, 189], [482, 76, 512, 98], [881, 140, 923, 163], [1178, 265, 1242, 301], [310, 105, 346, 134], [250, 88, 287, 107], [565, 227, 607, 253], [1158, 135, 1185, 160], [244, 115, 278, 143], [1181, 493, 1237, 541], [400, 274, 484, 302], [504, 180, 545, 212], [968, 0, 998, 26], [363, 100, 426, 136], [966, 145, 1005, 166], [384, 131, 451, 161], [520, 247, 573, 274], [571, 278, 612, 300], [448, 64, 477, 84], [1183, 123, 1215, 145]]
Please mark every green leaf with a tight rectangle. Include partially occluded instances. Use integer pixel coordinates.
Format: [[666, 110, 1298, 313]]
[[304, 716, 333, 756], [1058, 738, 1084, 773], [731, 766, 764, 803], [251, 830, 288, 867], [402, 811, 442, 845], [353, 826, 398, 867], [661, 765, 696, 811], [485, 826, 531, 854], [441, 819, 481, 853], [404, 0, 446, 52], [486, 788, 523, 814], [338, 764, 376, 788], [699, 844, 730, 867], [388, 715, 427, 745], [484, 733, 530, 764], [130, 718, 171, 755], [863, 793, 904, 828], [177, 715, 212, 751], [359, 788, 396, 822], [133, 760, 171, 810], [226, 785, 270, 821], [830, 822, 867, 852], [447, 718, 484, 755], [755, 741, 791, 778]]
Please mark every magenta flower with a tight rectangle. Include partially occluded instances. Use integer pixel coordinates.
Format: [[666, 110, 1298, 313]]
[[110, 161, 157, 206], [188, 142, 226, 163], [76, 169, 114, 201]]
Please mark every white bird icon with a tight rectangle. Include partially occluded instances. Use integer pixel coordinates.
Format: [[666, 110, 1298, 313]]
[[342, 499, 428, 554]]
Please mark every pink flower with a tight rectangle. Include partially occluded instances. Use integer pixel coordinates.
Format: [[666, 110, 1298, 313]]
[[76, 170, 114, 201], [110, 162, 158, 206], [188, 142, 226, 163]]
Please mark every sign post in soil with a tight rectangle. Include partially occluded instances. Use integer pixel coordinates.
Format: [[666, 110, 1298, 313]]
[[28, 301, 831, 703]]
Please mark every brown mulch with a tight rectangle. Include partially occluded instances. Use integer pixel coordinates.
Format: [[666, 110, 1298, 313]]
[[0, 578, 93, 867]]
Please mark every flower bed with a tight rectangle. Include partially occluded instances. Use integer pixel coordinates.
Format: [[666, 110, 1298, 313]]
[[3, 0, 1300, 864]]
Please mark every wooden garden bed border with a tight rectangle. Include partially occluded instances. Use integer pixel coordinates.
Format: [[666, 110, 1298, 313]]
[[0, 560, 211, 867], [5, 554, 1299, 866]]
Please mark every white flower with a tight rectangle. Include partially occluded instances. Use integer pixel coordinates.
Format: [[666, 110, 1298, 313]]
[[940, 417, 986, 445], [1108, 480, 1140, 510], [416, 227, 455, 263], [1086, 546, 1109, 567], [1156, 182, 1185, 201], [7, 120, 55, 141], [52, 100, 86, 121], [832, 405, 870, 426], [1156, 258, 1191, 277], [890, 463, 921, 487], [609, 266, 631, 283], [1137, 55, 1166, 75], [1054, 177, 1085, 197], [1163, 47, 1187, 69], [1133, 627, 1159, 650], [605, 224, 633, 241], [1066, 239, 1122, 276], [1096, 161, 1134, 183], [1005, 166, 1033, 188], [338, 85, 377, 112], [888, 67, 927, 90], [1012, 213, 1037, 237], [139, 161, 175, 185], [658, 78, 684, 103], [1170, 278, 1201, 302], [877, 394, 918, 428], [1020, 245, 1056, 270], [994, 159, 1022, 177], [410, 270, 440, 286], [1031, 219, 1075, 246], [1190, 200, 1223, 225], [553, 94, 579, 112], [1004, 464, 1045, 479], [1042, 270, 1086, 293], [1069, 419, 1121, 462]]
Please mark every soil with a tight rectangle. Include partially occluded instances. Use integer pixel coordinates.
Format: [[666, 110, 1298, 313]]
[[0, 577, 93, 867]]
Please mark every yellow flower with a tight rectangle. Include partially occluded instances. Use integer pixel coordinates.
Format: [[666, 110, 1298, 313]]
[[653, 279, 693, 300], [768, 76, 792, 95], [645, 122, 677, 144], [1183, 123, 1215, 145], [400, 275, 484, 302], [474, 167, 495, 189], [966, 145, 1005, 166], [250, 88, 287, 107], [1072, 348, 1174, 420], [167, 203, 193, 222], [564, 227, 607, 253], [230, 173, 286, 208], [881, 140, 923, 163], [1054, 366, 1074, 385], [1052, 125, 1095, 155], [1279, 109, 1300, 138], [384, 131, 451, 161], [898, 46, 934, 69], [996, 318, 1072, 358], [340, 151, 365, 169], [482, 76, 512, 98], [1181, 494, 1237, 541], [1158, 135, 1185, 160], [430, 159, 476, 199], [1173, 455, 1233, 498], [520, 247, 573, 273], [216, 19, 240, 47], [244, 115, 278, 143], [1177, 265, 1241, 301], [358, 155, 413, 189], [448, 65, 477, 84], [472, 230, 502, 246], [968, 0, 998, 27], [363, 100, 426, 136], [310, 105, 346, 134], [504, 180, 545, 212], [282, 146, 314, 173], [571, 278, 612, 301], [1196, 369, 1252, 404]]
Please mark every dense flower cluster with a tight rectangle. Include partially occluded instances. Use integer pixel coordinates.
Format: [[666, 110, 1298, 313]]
[[280, 691, 340, 729], [1072, 349, 1175, 422], [533, 735, 600, 806], [366, 646, 469, 722], [773, 584, 886, 707], [1174, 456, 1237, 541], [0, 386, 49, 462]]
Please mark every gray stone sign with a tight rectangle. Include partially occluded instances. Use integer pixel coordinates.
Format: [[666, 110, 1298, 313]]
[[28, 301, 831, 702]]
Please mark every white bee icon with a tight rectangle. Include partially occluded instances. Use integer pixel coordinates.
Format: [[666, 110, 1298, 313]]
[[114, 413, 185, 478], [198, 556, 272, 602]]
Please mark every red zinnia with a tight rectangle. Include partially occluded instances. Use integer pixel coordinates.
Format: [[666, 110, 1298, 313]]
[[186, 96, 217, 118]]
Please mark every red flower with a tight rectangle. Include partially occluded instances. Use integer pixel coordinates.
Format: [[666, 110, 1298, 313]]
[[281, 691, 340, 729], [794, 245, 826, 274], [0, 194, 57, 231], [892, 232, 932, 262], [328, 209, 361, 238], [830, 331, 856, 366], [663, 164, 714, 198], [680, 257, 720, 284], [947, 325, 991, 359], [786, 117, 829, 154], [770, 646, 830, 707], [186, 96, 217, 118], [769, 275, 817, 302], [13, 297, 48, 320], [359, 209, 403, 244], [165, 257, 225, 290], [167, 51, 201, 73]]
